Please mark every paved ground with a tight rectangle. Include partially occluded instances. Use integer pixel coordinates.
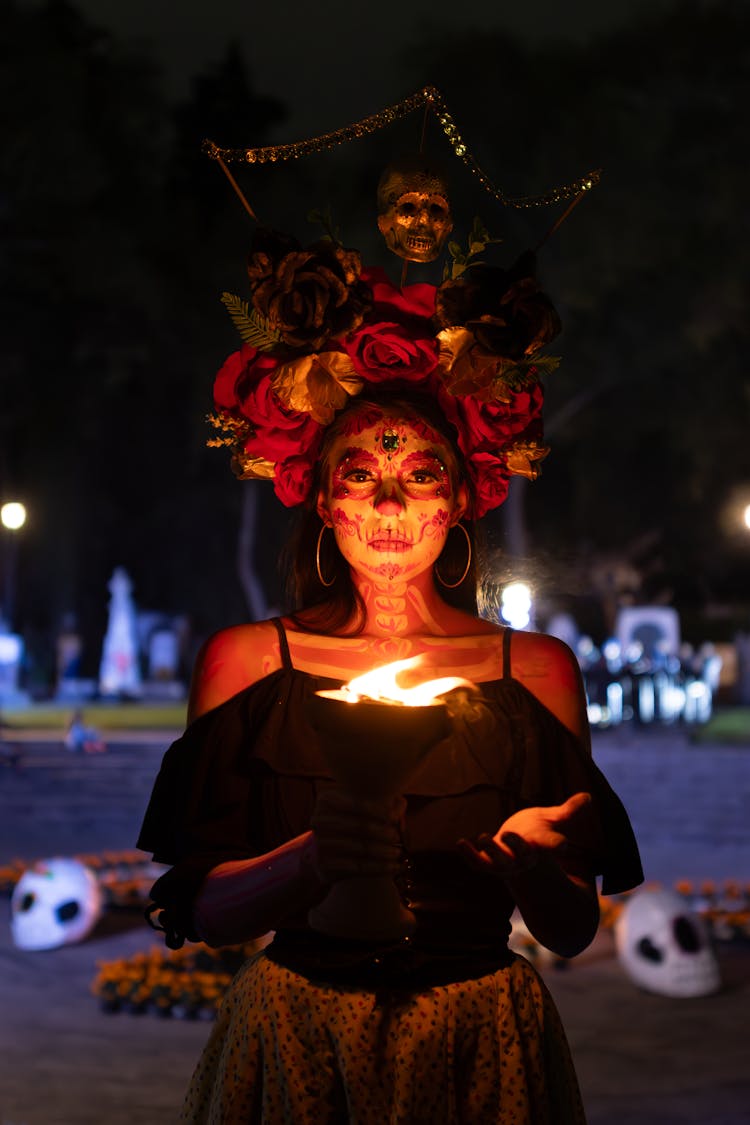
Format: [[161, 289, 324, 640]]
[[0, 723, 748, 1124]]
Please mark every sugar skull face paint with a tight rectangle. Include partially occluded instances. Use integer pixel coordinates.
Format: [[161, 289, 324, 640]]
[[318, 416, 467, 585]]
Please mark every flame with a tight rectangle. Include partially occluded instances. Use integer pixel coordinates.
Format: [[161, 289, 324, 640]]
[[342, 655, 475, 707]]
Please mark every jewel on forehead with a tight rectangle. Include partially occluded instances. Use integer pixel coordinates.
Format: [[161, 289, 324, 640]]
[[381, 429, 400, 453]]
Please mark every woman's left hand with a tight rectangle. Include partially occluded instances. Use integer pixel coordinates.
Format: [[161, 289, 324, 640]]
[[458, 791, 592, 878]]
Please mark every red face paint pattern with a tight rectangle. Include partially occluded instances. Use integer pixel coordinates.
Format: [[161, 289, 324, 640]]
[[332, 508, 364, 538], [331, 448, 451, 503], [334, 408, 447, 449], [321, 418, 463, 587]]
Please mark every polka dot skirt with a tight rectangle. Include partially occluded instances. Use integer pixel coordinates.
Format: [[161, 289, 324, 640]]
[[181, 951, 586, 1124]]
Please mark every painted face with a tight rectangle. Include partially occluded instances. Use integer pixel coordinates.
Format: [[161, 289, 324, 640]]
[[318, 415, 467, 585]]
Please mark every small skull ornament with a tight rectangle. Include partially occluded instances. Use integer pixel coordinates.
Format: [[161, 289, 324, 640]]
[[614, 887, 721, 998], [377, 157, 453, 263]]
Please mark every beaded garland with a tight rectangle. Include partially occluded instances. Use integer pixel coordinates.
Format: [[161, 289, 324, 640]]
[[202, 85, 601, 210]]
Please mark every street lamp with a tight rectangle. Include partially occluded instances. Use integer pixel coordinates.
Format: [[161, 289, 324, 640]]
[[1, 503, 26, 532], [1, 501, 27, 630]]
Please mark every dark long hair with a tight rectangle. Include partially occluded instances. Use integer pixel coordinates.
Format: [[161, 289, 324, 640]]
[[283, 389, 483, 634]]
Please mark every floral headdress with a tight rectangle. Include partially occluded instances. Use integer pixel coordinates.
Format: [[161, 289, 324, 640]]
[[208, 225, 560, 519], [203, 86, 594, 518]]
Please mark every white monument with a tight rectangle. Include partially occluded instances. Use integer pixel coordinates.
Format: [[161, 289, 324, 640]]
[[98, 568, 142, 698], [615, 606, 680, 660]]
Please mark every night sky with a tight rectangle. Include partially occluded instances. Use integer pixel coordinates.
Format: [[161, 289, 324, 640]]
[[55, 0, 665, 130], [6, 0, 748, 665]]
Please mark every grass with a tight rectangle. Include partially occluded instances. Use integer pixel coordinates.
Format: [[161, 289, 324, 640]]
[[3, 702, 750, 741], [1, 701, 187, 731], [689, 706, 750, 745]]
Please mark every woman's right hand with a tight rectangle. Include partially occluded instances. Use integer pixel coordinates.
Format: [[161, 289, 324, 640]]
[[308, 788, 406, 883]]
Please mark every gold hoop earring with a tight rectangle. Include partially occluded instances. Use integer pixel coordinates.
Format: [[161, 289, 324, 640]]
[[435, 523, 472, 589], [316, 525, 336, 588]]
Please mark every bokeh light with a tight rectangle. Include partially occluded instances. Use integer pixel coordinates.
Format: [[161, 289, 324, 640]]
[[1, 502, 27, 531]]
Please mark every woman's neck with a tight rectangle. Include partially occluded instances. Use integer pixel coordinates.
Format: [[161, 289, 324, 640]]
[[351, 571, 458, 637]]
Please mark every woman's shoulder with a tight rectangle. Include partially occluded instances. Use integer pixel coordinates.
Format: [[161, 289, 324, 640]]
[[442, 607, 506, 637], [187, 619, 286, 723], [508, 630, 591, 750], [510, 628, 579, 670]]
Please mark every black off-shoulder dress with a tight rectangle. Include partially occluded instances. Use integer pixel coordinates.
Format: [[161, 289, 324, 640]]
[[138, 623, 642, 1124]]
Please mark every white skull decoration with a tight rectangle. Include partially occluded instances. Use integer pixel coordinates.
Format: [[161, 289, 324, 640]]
[[614, 887, 721, 998], [11, 857, 104, 951], [377, 158, 453, 263]]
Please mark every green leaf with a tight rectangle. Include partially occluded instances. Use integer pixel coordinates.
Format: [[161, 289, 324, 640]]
[[471, 216, 490, 241], [493, 354, 561, 393], [307, 205, 342, 245], [530, 355, 562, 376], [221, 293, 281, 351]]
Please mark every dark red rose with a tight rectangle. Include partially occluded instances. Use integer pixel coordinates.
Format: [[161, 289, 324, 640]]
[[467, 452, 512, 518], [246, 227, 300, 289], [344, 321, 439, 383], [250, 241, 371, 351], [470, 280, 561, 358], [435, 255, 561, 360], [246, 250, 275, 289], [274, 455, 317, 507], [213, 344, 279, 411], [241, 376, 323, 464], [434, 271, 504, 329]]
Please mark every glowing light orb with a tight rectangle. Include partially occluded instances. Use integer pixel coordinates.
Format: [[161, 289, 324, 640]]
[[501, 581, 532, 630], [1, 502, 26, 531]]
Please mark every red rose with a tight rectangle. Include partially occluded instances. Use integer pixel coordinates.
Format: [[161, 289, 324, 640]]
[[448, 382, 544, 457], [213, 344, 279, 411], [344, 321, 439, 384], [361, 266, 436, 322], [241, 376, 323, 464], [467, 452, 512, 518], [274, 455, 316, 507], [451, 397, 513, 457]]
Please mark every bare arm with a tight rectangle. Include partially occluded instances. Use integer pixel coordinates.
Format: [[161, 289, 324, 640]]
[[192, 796, 405, 948], [510, 630, 592, 752], [184, 623, 322, 947], [504, 862, 599, 959], [187, 621, 282, 723], [192, 833, 325, 948], [460, 633, 599, 958], [509, 632, 600, 953]]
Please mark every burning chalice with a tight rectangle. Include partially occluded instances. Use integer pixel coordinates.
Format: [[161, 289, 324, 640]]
[[306, 657, 474, 942]]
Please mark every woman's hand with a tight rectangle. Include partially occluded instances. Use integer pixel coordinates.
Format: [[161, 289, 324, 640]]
[[309, 788, 406, 883], [458, 792, 599, 958], [458, 792, 592, 878]]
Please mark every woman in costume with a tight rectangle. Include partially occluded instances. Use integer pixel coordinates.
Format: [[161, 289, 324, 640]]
[[138, 153, 642, 1123]]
